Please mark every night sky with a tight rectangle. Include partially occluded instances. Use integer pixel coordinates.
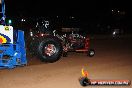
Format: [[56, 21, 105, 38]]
[[3, 0, 132, 34], [5, 0, 131, 17]]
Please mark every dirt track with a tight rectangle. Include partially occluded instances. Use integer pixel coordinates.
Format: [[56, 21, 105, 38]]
[[0, 38, 132, 88]]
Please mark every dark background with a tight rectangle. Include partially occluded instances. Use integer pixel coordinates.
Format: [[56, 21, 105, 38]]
[[3, 0, 132, 34], [5, 0, 131, 16]]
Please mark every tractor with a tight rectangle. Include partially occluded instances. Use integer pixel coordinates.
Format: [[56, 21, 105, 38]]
[[0, 0, 63, 69], [0, 0, 27, 69], [26, 17, 63, 63], [0, 0, 94, 69], [61, 28, 95, 57]]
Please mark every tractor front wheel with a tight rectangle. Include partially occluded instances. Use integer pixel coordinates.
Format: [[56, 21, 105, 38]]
[[87, 49, 95, 57]]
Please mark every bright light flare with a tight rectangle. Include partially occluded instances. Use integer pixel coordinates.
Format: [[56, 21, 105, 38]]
[[81, 68, 89, 77]]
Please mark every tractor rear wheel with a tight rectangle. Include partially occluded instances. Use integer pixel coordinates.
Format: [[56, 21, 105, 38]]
[[37, 37, 62, 63]]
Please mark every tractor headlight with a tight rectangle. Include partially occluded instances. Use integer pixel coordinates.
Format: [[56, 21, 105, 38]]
[[30, 31, 34, 37]]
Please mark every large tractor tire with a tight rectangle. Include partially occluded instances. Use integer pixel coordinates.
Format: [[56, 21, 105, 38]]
[[37, 37, 63, 63]]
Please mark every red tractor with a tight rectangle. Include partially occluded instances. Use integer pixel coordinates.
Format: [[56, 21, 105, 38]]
[[26, 19, 94, 63], [62, 30, 95, 57], [26, 18, 64, 63]]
